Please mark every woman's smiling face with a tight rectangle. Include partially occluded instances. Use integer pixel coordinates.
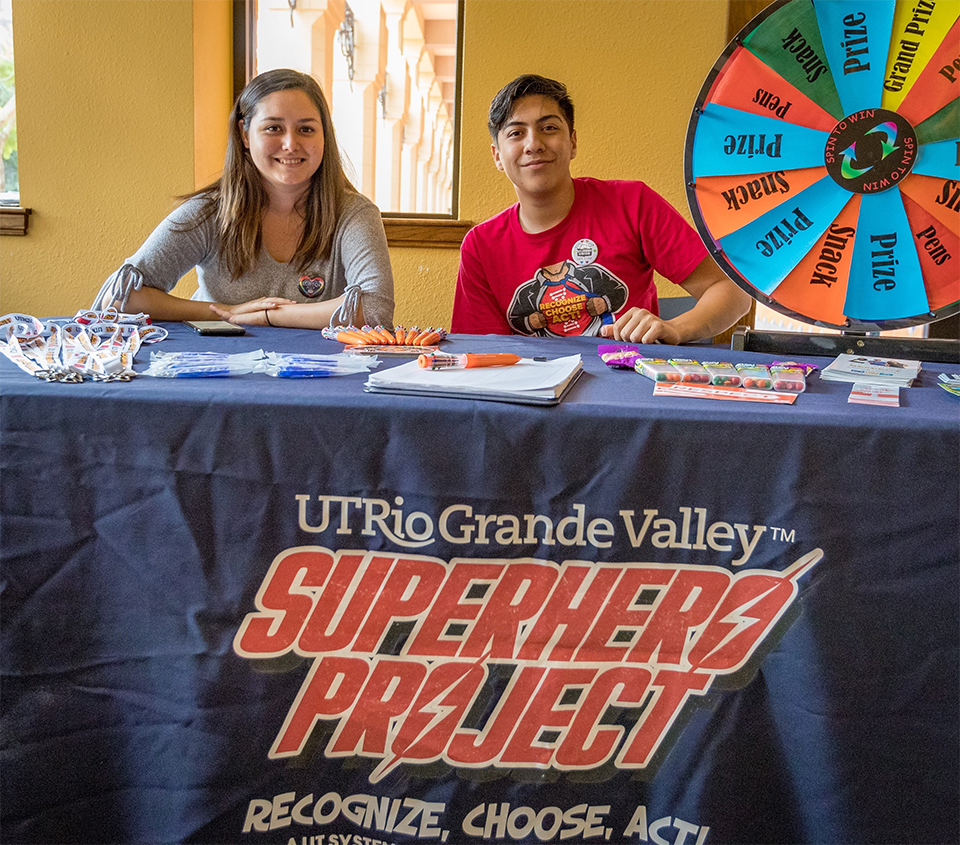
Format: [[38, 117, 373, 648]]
[[241, 88, 326, 197]]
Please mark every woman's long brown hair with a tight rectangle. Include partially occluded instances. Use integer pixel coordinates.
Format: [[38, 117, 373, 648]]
[[185, 69, 355, 279]]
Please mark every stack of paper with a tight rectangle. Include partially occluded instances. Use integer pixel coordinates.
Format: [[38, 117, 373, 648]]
[[364, 354, 583, 405], [821, 353, 921, 387]]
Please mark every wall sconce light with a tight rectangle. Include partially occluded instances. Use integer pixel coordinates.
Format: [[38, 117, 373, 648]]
[[337, 3, 356, 85]]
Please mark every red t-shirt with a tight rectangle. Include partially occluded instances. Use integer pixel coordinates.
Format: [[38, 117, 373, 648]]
[[452, 178, 707, 336]]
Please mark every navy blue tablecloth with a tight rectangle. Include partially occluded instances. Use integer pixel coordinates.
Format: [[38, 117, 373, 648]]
[[2, 325, 958, 844]]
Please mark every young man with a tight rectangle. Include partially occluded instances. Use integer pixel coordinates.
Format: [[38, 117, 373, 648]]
[[452, 75, 751, 344]]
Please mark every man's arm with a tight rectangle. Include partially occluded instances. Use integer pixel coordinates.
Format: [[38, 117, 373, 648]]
[[451, 230, 513, 335], [601, 256, 751, 345], [671, 257, 752, 341]]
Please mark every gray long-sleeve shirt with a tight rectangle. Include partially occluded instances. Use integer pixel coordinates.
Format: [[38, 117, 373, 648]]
[[115, 190, 394, 327]]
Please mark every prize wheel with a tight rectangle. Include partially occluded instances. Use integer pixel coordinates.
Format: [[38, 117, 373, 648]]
[[684, 0, 960, 332]]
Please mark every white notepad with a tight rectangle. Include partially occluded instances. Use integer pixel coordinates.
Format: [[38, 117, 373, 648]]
[[364, 354, 584, 405]]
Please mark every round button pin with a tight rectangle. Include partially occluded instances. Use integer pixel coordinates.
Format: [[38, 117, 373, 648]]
[[298, 276, 325, 298], [571, 239, 598, 266]]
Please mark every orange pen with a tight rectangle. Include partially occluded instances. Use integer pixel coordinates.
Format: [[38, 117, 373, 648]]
[[418, 353, 522, 370], [416, 331, 442, 347], [376, 325, 398, 344], [413, 327, 443, 345], [365, 325, 395, 344], [336, 329, 370, 345], [355, 325, 379, 344]]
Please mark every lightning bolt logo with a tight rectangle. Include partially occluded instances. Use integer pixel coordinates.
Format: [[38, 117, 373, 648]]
[[689, 549, 823, 670], [697, 585, 779, 663], [371, 655, 488, 782]]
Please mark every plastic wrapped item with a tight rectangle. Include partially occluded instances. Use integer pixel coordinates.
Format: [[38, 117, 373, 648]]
[[598, 344, 644, 370], [143, 350, 377, 378], [701, 361, 742, 387], [772, 360, 819, 376], [735, 362, 773, 389], [256, 352, 378, 378], [143, 350, 263, 378], [635, 358, 683, 383], [668, 358, 711, 384], [771, 365, 807, 393]]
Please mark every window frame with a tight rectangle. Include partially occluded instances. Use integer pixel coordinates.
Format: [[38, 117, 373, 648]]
[[232, 0, 470, 248], [0, 205, 29, 235]]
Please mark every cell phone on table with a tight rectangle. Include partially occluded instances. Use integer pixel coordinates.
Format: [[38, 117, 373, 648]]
[[184, 320, 246, 336]]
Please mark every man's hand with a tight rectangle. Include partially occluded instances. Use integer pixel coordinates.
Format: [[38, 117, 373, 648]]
[[600, 307, 681, 345], [600, 258, 751, 345]]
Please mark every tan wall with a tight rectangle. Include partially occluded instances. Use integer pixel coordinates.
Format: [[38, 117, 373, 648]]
[[404, 0, 729, 327], [193, 0, 233, 189], [1, 0, 727, 325], [3, 0, 196, 317]]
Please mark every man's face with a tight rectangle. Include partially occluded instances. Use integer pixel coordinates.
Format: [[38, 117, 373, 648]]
[[492, 95, 577, 200]]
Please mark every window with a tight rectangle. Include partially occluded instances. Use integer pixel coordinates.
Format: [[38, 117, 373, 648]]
[[0, 0, 27, 236], [0, 0, 17, 201], [236, 0, 463, 221]]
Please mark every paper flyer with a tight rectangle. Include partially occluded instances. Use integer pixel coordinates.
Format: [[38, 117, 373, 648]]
[[848, 383, 901, 407]]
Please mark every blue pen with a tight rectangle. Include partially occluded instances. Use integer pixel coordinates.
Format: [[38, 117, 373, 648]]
[[173, 365, 242, 377], [274, 366, 340, 378]]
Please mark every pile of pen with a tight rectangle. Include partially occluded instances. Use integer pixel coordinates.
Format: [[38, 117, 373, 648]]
[[322, 325, 447, 347], [143, 350, 263, 378], [143, 350, 379, 378], [259, 352, 378, 378]]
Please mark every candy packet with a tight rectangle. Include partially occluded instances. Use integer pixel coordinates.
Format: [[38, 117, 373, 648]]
[[598, 344, 644, 370], [734, 362, 773, 389], [770, 365, 807, 392], [701, 361, 742, 387], [635, 358, 683, 383], [668, 358, 711, 384]]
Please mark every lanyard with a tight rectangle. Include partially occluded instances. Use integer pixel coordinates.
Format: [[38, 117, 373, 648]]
[[0, 310, 167, 383]]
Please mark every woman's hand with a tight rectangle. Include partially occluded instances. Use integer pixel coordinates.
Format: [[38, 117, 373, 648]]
[[209, 297, 295, 326]]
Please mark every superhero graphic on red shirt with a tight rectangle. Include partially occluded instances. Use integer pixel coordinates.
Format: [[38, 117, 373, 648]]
[[506, 260, 629, 337]]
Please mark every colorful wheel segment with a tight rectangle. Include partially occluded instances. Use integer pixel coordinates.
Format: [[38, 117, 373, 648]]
[[685, 0, 959, 332]]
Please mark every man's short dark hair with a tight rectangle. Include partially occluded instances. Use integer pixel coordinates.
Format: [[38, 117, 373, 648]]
[[488, 74, 575, 141]]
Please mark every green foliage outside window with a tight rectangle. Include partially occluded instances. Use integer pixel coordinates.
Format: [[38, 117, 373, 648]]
[[0, 0, 16, 196], [0, 57, 16, 193]]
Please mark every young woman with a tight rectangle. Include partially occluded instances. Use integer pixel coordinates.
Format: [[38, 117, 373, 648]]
[[94, 69, 394, 329]]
